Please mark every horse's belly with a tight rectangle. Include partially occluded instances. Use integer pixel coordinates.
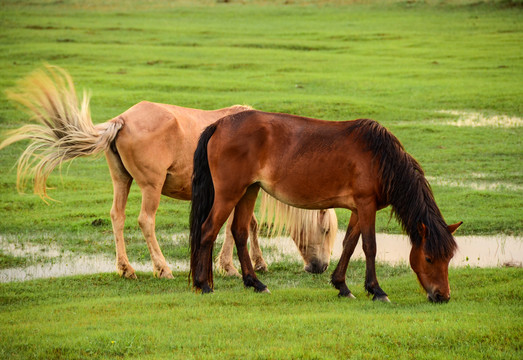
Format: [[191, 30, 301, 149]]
[[161, 174, 191, 200], [260, 181, 356, 211]]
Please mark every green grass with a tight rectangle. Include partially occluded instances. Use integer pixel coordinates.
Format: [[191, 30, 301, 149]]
[[0, 1, 521, 358], [1, 263, 521, 359], [0, 251, 29, 269]]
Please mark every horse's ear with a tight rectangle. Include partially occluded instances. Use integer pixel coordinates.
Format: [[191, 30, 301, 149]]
[[418, 223, 427, 239], [447, 221, 463, 234]]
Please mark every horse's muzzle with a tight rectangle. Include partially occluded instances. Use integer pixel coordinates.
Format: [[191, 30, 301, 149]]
[[304, 261, 328, 274], [428, 291, 450, 303]]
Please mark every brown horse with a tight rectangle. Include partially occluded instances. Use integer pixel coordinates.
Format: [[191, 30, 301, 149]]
[[1, 66, 335, 278], [190, 110, 462, 302]]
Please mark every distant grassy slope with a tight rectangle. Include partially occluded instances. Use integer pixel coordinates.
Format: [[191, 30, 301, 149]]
[[0, 0, 521, 260]]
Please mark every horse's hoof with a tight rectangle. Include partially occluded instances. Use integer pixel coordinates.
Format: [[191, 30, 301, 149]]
[[254, 284, 270, 293], [154, 268, 174, 279], [254, 263, 268, 272], [228, 270, 242, 278], [160, 272, 174, 279], [119, 267, 137, 279], [338, 291, 356, 299], [373, 295, 391, 303], [220, 267, 242, 278], [201, 285, 213, 294]]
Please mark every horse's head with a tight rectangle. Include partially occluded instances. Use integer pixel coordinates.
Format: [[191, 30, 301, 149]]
[[301, 209, 337, 274], [409, 222, 462, 303]]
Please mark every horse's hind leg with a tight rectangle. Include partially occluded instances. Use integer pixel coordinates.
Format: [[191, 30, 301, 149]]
[[248, 214, 268, 272], [216, 211, 242, 277], [331, 212, 360, 298], [106, 151, 136, 279], [232, 185, 268, 293], [138, 184, 173, 279], [196, 200, 241, 292]]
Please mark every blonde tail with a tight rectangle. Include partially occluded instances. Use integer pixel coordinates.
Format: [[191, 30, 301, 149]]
[[0, 65, 123, 200]]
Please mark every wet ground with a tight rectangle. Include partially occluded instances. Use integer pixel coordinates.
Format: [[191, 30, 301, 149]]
[[1, 232, 521, 282]]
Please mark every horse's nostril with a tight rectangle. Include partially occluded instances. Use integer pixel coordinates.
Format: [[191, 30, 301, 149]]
[[305, 261, 328, 274], [430, 292, 450, 303]]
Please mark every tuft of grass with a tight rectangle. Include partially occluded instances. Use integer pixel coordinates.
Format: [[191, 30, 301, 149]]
[[0, 251, 29, 269]]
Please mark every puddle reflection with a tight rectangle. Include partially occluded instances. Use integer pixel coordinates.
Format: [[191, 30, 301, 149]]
[[1, 233, 521, 282]]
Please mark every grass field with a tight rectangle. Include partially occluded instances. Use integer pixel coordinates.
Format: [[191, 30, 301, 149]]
[[0, 0, 522, 358], [1, 264, 522, 359]]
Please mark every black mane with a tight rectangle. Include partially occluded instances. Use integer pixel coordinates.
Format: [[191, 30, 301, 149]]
[[348, 119, 457, 259]]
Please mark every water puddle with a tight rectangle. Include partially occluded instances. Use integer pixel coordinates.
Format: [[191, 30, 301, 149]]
[[251, 232, 523, 268], [1, 232, 521, 282], [425, 176, 522, 192], [0, 237, 189, 283], [437, 110, 522, 128]]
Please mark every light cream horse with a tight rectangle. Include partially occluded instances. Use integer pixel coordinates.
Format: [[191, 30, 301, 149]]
[[1, 65, 337, 278]]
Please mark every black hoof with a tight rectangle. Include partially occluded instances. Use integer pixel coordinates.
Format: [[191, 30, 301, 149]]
[[338, 290, 356, 299], [253, 281, 268, 293], [372, 294, 390, 302], [333, 281, 354, 298], [243, 274, 268, 293], [201, 284, 213, 294], [255, 286, 270, 294]]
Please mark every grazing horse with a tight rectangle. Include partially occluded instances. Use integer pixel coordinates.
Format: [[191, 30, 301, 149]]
[[0, 66, 335, 279], [190, 110, 462, 302]]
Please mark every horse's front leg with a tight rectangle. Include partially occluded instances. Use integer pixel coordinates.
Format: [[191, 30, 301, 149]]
[[331, 212, 360, 298], [359, 205, 389, 302]]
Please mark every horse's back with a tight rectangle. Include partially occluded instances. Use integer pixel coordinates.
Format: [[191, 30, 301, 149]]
[[208, 111, 379, 210], [116, 102, 251, 143], [110, 102, 251, 198]]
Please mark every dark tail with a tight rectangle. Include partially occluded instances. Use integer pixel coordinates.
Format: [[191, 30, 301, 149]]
[[189, 122, 218, 289]]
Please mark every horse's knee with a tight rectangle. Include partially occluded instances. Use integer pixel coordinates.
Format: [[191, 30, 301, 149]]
[[110, 207, 125, 224], [137, 212, 153, 230]]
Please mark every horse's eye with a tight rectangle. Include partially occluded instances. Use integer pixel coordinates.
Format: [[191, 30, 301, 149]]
[[425, 257, 433, 264]]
